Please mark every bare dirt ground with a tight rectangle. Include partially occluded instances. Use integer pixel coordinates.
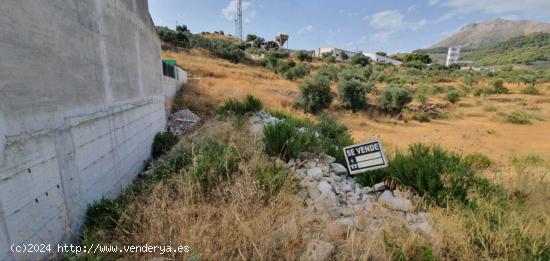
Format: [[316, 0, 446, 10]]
[[164, 49, 550, 164]]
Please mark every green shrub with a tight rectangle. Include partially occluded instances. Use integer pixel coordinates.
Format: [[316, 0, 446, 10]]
[[416, 93, 428, 105], [403, 61, 427, 70], [316, 116, 355, 164], [316, 64, 340, 82], [255, 162, 291, 199], [337, 66, 372, 82], [462, 74, 478, 86], [296, 76, 334, 114], [520, 85, 540, 95], [324, 55, 336, 63], [355, 144, 494, 206], [189, 139, 241, 189], [263, 120, 319, 161], [337, 79, 371, 112], [506, 110, 532, 124], [473, 88, 484, 96], [283, 63, 309, 80], [84, 198, 122, 231], [218, 95, 263, 115], [261, 114, 354, 164], [152, 132, 178, 158], [379, 84, 413, 113], [403, 52, 432, 64], [492, 79, 510, 94], [295, 50, 312, 62], [412, 111, 431, 122], [351, 53, 371, 66], [150, 145, 193, 181], [463, 153, 492, 171], [275, 59, 296, 74], [446, 90, 461, 103]]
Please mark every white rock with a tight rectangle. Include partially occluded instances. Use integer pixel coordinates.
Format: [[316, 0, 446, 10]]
[[354, 186, 362, 195], [318, 181, 333, 195], [307, 167, 323, 179], [373, 182, 386, 191], [306, 161, 318, 169], [362, 186, 373, 194], [301, 240, 335, 261], [342, 184, 353, 193], [378, 190, 414, 212], [324, 155, 336, 164], [349, 194, 359, 205], [333, 185, 342, 195], [330, 163, 348, 176]]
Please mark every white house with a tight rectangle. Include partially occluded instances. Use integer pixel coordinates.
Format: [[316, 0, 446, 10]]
[[363, 52, 403, 66], [314, 47, 358, 61]]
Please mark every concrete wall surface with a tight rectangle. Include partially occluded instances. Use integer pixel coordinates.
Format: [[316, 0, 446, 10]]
[[162, 66, 188, 113], [0, 1, 164, 259]]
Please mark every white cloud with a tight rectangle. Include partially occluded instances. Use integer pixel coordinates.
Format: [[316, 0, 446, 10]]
[[368, 10, 431, 42], [369, 10, 428, 31], [338, 9, 355, 17], [297, 25, 314, 35], [428, 0, 441, 6], [436, 12, 455, 22], [369, 10, 406, 30], [439, 0, 550, 16], [222, 0, 253, 21]]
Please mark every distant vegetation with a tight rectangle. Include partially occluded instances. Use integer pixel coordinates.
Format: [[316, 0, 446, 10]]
[[418, 33, 550, 66], [464, 33, 550, 65]]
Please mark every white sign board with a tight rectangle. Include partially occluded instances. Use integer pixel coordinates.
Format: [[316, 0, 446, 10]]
[[343, 140, 388, 175]]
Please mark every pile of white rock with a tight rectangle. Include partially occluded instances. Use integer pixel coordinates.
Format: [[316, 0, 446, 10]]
[[247, 111, 436, 259], [289, 154, 435, 239], [167, 109, 200, 135]]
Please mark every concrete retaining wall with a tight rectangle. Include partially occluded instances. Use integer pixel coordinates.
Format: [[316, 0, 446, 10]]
[[162, 66, 188, 113], [0, 1, 164, 259]]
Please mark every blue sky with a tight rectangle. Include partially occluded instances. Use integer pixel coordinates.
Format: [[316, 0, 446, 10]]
[[150, 0, 550, 53]]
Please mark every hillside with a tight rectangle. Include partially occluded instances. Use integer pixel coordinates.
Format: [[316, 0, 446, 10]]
[[462, 33, 550, 65], [78, 46, 550, 260], [431, 18, 550, 49]]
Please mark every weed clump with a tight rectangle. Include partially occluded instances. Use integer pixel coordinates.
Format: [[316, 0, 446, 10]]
[[262, 120, 318, 161], [189, 139, 241, 189], [520, 85, 540, 95], [218, 95, 263, 115], [152, 132, 178, 158], [505, 110, 532, 124], [446, 90, 461, 103], [412, 111, 431, 122], [355, 144, 497, 207], [262, 113, 353, 164]]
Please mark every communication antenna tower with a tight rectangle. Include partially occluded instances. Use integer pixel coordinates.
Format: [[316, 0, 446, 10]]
[[235, 0, 243, 40]]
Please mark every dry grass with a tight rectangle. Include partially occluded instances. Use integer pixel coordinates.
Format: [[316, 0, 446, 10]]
[[84, 119, 437, 260], [164, 49, 550, 164], [115, 49, 550, 260], [80, 116, 549, 260], [429, 160, 550, 260]]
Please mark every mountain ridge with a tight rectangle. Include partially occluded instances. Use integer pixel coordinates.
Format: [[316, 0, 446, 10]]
[[431, 18, 550, 49]]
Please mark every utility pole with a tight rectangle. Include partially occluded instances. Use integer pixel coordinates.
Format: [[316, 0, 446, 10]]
[[235, 0, 243, 40]]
